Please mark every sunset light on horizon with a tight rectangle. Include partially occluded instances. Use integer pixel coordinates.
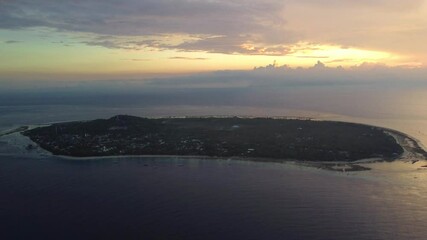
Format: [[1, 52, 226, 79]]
[[1, 0, 427, 80], [2, 2, 427, 239]]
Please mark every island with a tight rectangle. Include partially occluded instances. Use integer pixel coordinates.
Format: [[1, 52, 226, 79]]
[[22, 115, 414, 164]]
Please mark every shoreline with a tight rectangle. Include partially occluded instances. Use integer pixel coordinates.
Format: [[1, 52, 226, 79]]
[[0, 126, 29, 137], [3, 116, 425, 172], [0, 131, 376, 172], [54, 154, 375, 172]]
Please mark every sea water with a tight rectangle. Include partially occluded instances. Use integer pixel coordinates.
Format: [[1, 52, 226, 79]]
[[1, 86, 427, 239], [1, 155, 427, 240]]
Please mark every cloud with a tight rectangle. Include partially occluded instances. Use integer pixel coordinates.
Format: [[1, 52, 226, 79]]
[[0, 0, 295, 55], [283, 0, 427, 56], [169, 57, 209, 61], [1, 0, 426, 62], [296, 55, 330, 59], [142, 62, 427, 89], [174, 35, 295, 55], [122, 58, 151, 62], [83, 40, 130, 49], [2, 63, 426, 122], [3, 40, 20, 44], [80, 34, 203, 51], [0, 1, 287, 35], [292, 0, 425, 11]]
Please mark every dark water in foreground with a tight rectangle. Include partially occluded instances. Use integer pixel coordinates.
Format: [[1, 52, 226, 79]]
[[1, 156, 427, 240], [2, 80, 427, 239]]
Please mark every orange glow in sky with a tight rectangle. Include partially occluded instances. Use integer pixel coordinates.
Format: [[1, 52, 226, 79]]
[[0, 0, 426, 80]]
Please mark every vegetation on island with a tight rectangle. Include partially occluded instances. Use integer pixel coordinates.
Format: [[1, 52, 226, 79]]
[[23, 115, 404, 162]]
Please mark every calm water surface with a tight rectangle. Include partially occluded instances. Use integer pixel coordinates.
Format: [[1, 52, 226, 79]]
[[1, 87, 427, 239], [1, 155, 427, 240]]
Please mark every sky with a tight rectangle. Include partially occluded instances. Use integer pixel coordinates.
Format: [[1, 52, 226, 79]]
[[1, 0, 427, 81]]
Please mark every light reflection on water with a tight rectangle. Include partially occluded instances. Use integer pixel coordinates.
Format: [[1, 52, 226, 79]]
[[0, 156, 427, 239], [1, 87, 427, 239]]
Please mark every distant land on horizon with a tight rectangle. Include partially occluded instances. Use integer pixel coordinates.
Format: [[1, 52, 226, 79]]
[[22, 115, 419, 163]]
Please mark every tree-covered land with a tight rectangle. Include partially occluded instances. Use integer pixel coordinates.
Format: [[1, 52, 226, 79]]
[[23, 115, 404, 161]]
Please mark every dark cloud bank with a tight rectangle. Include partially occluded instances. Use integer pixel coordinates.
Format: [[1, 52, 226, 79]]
[[0, 0, 292, 54], [1, 63, 426, 114]]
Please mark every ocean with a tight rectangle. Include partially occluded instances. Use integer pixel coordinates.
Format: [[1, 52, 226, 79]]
[[1, 155, 427, 240], [1, 85, 427, 239]]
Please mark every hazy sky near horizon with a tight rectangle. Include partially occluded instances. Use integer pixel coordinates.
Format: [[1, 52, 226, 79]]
[[1, 0, 427, 80]]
